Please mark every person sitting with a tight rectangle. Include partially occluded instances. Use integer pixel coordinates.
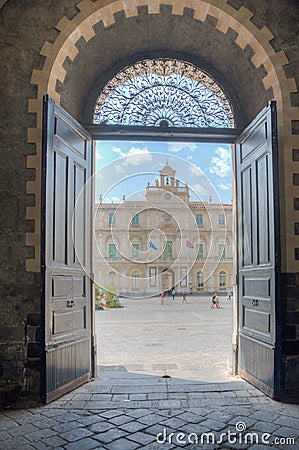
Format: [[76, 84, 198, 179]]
[[211, 292, 220, 308]]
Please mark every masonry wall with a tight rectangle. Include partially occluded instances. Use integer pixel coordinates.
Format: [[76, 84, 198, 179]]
[[0, 0, 82, 394], [0, 0, 298, 400]]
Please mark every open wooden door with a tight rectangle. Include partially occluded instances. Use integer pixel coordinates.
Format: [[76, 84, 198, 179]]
[[236, 101, 281, 398], [41, 95, 94, 403]]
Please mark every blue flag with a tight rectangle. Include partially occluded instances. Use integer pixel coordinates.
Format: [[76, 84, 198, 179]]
[[149, 240, 158, 250]]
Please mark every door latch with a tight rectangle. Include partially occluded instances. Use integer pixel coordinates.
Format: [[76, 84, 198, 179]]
[[252, 299, 259, 307]]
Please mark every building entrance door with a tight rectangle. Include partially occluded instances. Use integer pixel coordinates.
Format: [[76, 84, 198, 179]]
[[161, 269, 174, 294], [42, 96, 280, 401]]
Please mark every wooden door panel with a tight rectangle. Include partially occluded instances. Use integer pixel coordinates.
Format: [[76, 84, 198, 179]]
[[241, 166, 253, 267], [52, 308, 86, 335], [53, 151, 68, 264], [256, 153, 270, 264], [236, 101, 280, 398], [239, 335, 275, 397], [240, 120, 267, 161], [55, 116, 87, 157], [42, 95, 93, 403], [243, 275, 271, 297], [73, 163, 86, 266], [45, 338, 91, 403]]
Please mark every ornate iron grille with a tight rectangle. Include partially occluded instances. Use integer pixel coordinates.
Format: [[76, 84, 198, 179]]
[[93, 59, 234, 127]]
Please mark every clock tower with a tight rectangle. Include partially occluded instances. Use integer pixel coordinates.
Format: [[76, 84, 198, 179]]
[[145, 163, 190, 204]]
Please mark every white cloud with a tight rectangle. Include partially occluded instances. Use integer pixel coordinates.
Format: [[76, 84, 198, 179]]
[[187, 155, 193, 161], [115, 164, 125, 174], [112, 146, 153, 166], [209, 147, 231, 178], [168, 143, 197, 153], [218, 182, 232, 191], [112, 147, 126, 158]]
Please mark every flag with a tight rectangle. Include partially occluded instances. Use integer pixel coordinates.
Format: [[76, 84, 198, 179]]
[[186, 240, 194, 249], [149, 240, 158, 250]]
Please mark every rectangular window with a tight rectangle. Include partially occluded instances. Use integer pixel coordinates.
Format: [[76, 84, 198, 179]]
[[132, 243, 139, 259], [132, 213, 139, 225], [149, 267, 156, 287], [132, 272, 139, 289], [219, 272, 226, 288], [196, 243, 204, 260], [108, 243, 116, 261], [219, 214, 225, 225], [196, 214, 203, 225], [218, 243, 226, 259], [109, 213, 115, 225], [163, 241, 172, 260]]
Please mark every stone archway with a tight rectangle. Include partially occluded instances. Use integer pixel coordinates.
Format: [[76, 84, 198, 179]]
[[24, 0, 299, 402], [26, 0, 298, 277]]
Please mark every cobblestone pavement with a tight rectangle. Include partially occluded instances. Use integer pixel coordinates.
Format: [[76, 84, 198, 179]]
[[1, 297, 298, 449], [1, 371, 299, 450]]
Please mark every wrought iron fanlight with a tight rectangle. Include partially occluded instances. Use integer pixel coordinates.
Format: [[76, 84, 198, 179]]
[[93, 58, 234, 128]]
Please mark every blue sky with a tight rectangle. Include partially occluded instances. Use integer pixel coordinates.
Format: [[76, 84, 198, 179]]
[[95, 141, 232, 204]]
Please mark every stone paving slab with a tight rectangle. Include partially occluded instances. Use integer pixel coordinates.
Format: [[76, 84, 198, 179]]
[[1, 388, 298, 450], [1, 298, 298, 449]]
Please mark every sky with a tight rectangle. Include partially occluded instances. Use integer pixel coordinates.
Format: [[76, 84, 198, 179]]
[[95, 141, 233, 204]]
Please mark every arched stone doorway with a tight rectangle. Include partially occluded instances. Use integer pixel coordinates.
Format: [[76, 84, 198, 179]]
[[41, 70, 279, 403], [25, 0, 298, 403], [161, 269, 175, 294]]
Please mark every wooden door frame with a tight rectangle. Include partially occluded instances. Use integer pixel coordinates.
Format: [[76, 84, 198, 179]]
[[41, 97, 281, 400], [88, 124, 241, 378]]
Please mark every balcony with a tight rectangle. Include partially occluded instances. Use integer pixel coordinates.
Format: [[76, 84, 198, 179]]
[[99, 255, 233, 263]]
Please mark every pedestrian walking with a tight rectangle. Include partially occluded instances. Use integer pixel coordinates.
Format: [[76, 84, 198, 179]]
[[171, 288, 175, 301], [226, 291, 232, 302], [182, 291, 188, 304], [160, 291, 165, 305]]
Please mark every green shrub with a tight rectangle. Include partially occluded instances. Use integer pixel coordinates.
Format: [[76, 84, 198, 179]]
[[94, 284, 121, 309], [109, 299, 120, 308]]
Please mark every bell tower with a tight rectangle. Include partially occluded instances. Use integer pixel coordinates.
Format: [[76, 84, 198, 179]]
[[146, 163, 190, 203]]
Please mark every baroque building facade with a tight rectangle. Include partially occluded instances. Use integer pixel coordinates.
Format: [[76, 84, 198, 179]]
[[95, 163, 233, 297]]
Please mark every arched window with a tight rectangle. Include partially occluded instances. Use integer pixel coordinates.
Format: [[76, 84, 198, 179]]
[[219, 271, 226, 289], [108, 271, 116, 286], [197, 271, 204, 290], [132, 271, 139, 289], [94, 58, 233, 128]]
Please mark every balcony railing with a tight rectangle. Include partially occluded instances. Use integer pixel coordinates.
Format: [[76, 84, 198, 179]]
[[101, 256, 233, 263]]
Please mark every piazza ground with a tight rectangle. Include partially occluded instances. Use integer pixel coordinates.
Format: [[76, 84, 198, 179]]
[[97, 295, 233, 381]]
